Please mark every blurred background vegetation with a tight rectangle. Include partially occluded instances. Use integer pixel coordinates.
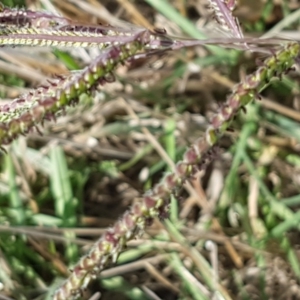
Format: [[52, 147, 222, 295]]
[[1, 0, 300, 299]]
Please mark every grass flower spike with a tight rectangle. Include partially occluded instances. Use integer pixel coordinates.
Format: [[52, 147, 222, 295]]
[[0, 30, 150, 146]]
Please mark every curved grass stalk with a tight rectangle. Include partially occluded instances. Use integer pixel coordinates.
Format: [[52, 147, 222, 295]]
[[53, 42, 300, 299]]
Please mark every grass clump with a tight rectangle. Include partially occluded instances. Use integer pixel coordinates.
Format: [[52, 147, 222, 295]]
[[0, 1, 300, 300]]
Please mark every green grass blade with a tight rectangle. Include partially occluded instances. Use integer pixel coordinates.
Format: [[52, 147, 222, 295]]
[[49, 145, 78, 262], [5, 153, 25, 225]]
